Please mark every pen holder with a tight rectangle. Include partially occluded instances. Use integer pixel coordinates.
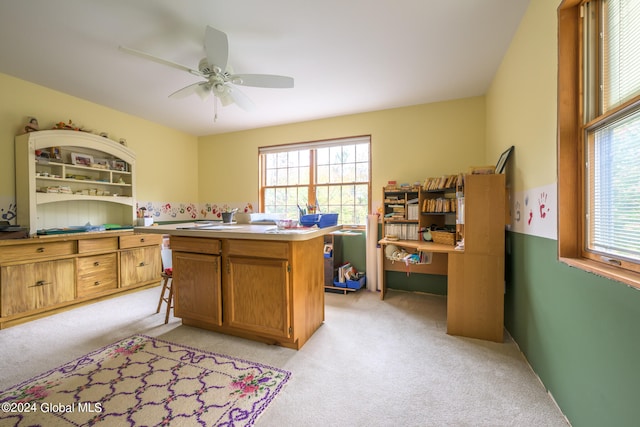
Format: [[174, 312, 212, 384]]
[[136, 217, 154, 226]]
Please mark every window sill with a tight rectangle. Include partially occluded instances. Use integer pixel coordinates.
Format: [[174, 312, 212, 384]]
[[559, 257, 640, 291]]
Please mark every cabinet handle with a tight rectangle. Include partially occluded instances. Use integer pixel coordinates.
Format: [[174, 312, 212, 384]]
[[30, 280, 49, 288], [140, 238, 145, 243], [37, 247, 45, 253], [138, 262, 146, 267], [94, 261, 100, 267], [94, 281, 101, 286]]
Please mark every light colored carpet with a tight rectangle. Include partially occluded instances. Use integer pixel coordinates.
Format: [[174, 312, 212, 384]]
[[0, 287, 569, 426]]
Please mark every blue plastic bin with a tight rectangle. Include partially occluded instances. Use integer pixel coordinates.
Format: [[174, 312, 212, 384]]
[[318, 213, 338, 228], [333, 275, 365, 289]]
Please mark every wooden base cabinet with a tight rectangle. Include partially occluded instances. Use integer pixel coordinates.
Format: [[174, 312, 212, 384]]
[[0, 232, 161, 329], [169, 235, 325, 350]]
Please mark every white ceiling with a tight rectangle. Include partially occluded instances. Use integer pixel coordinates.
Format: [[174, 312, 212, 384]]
[[0, 0, 529, 137]]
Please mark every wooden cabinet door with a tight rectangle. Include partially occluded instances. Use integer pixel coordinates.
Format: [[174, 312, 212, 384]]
[[173, 251, 221, 325], [1, 259, 75, 317], [225, 256, 290, 338], [120, 246, 161, 287]]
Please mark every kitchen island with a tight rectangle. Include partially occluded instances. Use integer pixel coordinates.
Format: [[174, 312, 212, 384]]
[[137, 222, 341, 350]]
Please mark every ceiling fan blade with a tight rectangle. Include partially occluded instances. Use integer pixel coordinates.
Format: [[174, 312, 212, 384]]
[[169, 82, 211, 100], [225, 84, 256, 111], [204, 26, 228, 71], [230, 74, 294, 88], [119, 46, 204, 77]]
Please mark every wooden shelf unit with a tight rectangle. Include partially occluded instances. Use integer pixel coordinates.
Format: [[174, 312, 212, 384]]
[[379, 173, 506, 342]]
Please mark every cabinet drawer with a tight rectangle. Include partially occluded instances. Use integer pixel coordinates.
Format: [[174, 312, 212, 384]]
[[119, 233, 162, 249], [1, 258, 75, 317], [77, 253, 118, 297], [226, 240, 289, 259], [0, 241, 76, 263], [78, 237, 118, 254], [170, 236, 221, 254]]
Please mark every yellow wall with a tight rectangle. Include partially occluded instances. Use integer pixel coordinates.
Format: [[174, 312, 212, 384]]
[[198, 97, 487, 207], [0, 73, 199, 203], [486, 0, 558, 192], [1, 76, 488, 215]]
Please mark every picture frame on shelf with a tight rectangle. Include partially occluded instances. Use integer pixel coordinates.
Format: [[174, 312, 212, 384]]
[[71, 152, 94, 166], [111, 160, 127, 171], [495, 145, 514, 174]]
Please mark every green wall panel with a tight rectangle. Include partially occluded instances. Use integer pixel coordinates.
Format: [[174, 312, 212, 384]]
[[506, 232, 640, 427], [386, 271, 447, 295]]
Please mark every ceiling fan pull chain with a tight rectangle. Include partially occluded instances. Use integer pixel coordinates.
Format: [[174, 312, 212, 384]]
[[214, 96, 218, 122]]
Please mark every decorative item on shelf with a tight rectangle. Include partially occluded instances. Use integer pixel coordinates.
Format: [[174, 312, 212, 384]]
[[71, 152, 94, 166], [112, 160, 127, 171], [53, 119, 83, 131], [25, 116, 39, 133], [119, 138, 127, 146]]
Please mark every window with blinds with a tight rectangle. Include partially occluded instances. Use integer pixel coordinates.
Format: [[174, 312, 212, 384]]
[[259, 136, 371, 225], [583, 0, 640, 269]]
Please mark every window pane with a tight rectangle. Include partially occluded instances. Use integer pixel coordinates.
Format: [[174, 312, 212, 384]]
[[317, 147, 329, 165], [264, 188, 275, 207], [342, 162, 356, 182], [356, 162, 369, 181], [330, 164, 342, 182], [287, 167, 298, 185], [266, 169, 277, 186], [603, 0, 640, 111], [588, 108, 640, 261], [355, 143, 369, 162]]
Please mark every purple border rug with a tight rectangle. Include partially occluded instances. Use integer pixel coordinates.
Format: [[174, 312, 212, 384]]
[[0, 334, 290, 426]]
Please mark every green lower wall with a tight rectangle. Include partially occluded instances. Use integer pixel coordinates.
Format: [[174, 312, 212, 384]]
[[386, 272, 447, 295], [506, 231, 640, 427]]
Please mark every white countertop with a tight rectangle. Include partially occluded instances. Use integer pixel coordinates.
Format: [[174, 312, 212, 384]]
[[134, 222, 342, 241]]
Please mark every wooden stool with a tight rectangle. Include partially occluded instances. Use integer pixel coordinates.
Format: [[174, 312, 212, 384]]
[[156, 269, 173, 324]]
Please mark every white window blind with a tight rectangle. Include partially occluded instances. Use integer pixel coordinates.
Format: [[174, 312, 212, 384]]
[[588, 108, 640, 262], [603, 0, 640, 112]]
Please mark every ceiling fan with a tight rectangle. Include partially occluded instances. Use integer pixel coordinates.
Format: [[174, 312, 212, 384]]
[[119, 26, 294, 120]]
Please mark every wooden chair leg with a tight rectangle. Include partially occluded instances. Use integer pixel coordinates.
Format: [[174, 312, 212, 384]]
[[164, 278, 173, 324], [156, 275, 169, 314]]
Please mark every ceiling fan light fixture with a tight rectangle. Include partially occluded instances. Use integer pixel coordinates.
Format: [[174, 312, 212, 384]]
[[120, 25, 294, 118]]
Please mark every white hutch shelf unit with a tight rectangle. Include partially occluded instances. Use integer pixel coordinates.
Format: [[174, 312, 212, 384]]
[[15, 130, 137, 236]]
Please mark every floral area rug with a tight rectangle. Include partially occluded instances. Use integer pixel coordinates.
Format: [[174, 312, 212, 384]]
[[0, 334, 290, 426]]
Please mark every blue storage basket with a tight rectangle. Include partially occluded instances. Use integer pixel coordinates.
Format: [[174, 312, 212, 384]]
[[318, 213, 338, 228], [300, 214, 320, 227]]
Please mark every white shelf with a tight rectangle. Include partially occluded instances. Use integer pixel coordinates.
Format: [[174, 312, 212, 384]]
[[15, 130, 137, 235]]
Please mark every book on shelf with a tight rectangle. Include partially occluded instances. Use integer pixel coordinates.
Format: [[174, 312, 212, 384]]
[[384, 223, 419, 240], [422, 174, 459, 191]]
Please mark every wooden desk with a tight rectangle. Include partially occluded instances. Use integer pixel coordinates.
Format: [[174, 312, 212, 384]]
[[378, 238, 504, 342]]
